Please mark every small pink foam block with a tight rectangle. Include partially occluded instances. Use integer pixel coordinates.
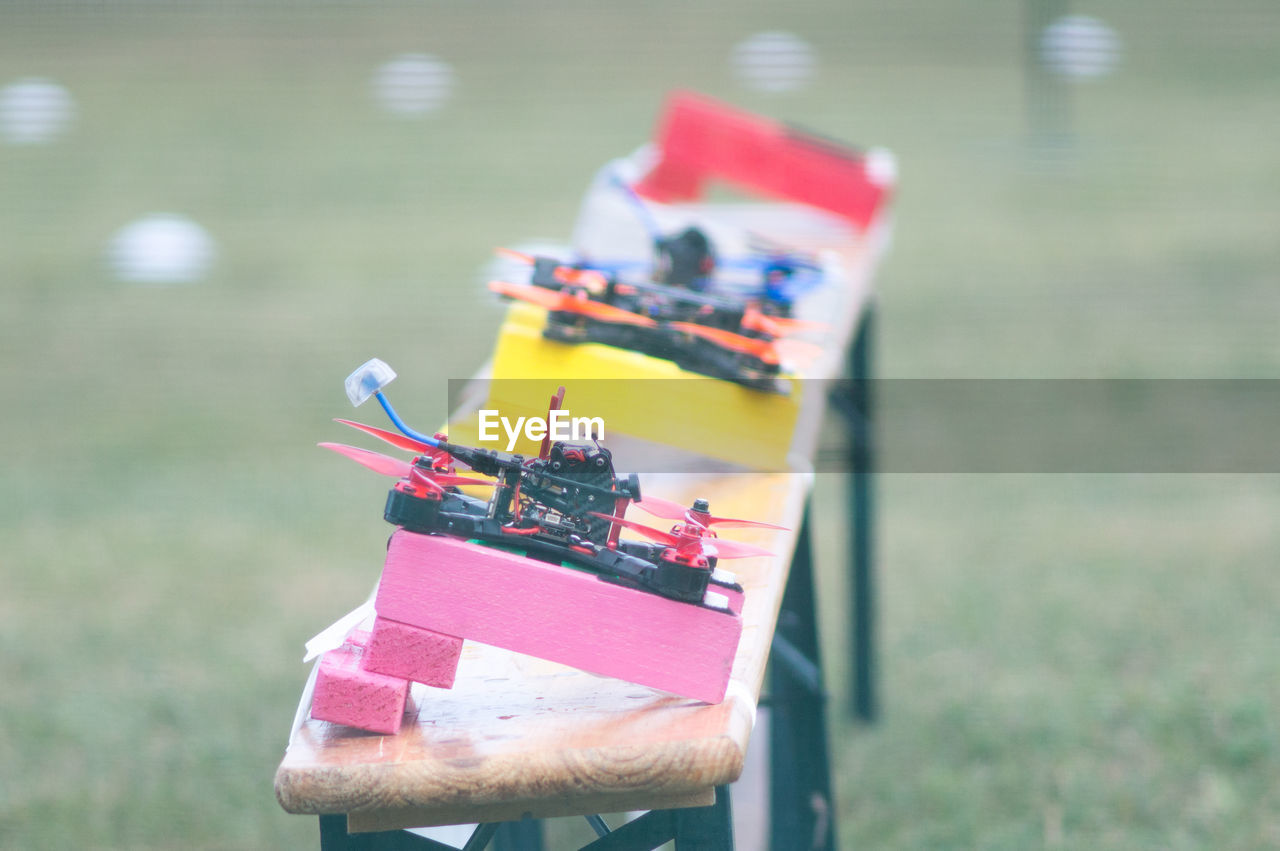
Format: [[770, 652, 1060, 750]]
[[375, 531, 742, 704], [362, 615, 464, 689], [310, 631, 409, 735]]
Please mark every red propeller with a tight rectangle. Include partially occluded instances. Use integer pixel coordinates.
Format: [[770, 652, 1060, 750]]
[[634, 494, 788, 530], [406, 468, 498, 496], [495, 248, 609, 294], [320, 443, 495, 489], [320, 442, 412, 478], [335, 419, 439, 456], [407, 471, 498, 489], [489, 280, 658, 328], [590, 512, 774, 560]]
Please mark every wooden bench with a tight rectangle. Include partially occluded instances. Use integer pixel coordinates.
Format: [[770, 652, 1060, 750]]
[[275, 100, 892, 847]]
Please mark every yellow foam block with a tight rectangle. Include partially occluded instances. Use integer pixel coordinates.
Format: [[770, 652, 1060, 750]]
[[447, 304, 801, 471]]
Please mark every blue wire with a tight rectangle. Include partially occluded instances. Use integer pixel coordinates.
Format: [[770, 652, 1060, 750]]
[[610, 172, 663, 241], [375, 391, 441, 448]]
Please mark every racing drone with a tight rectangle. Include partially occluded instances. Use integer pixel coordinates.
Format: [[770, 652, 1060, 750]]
[[489, 247, 823, 393], [320, 359, 784, 610]]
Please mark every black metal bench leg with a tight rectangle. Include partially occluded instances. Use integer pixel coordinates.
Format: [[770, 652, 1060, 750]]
[[491, 817, 544, 850], [673, 786, 734, 850], [579, 787, 731, 850], [849, 305, 878, 723], [769, 504, 837, 851]]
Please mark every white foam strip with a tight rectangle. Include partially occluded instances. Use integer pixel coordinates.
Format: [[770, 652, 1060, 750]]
[[287, 660, 321, 750], [710, 566, 738, 586], [704, 591, 731, 611], [303, 592, 377, 663]]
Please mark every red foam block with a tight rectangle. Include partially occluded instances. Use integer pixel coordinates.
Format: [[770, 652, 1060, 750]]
[[375, 531, 742, 704], [362, 615, 463, 689], [310, 630, 410, 735], [634, 90, 891, 231]]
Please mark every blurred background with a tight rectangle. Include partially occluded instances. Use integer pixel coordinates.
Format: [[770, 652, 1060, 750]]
[[2, 1, 1277, 847]]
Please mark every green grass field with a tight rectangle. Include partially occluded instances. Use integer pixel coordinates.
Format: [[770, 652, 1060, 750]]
[[2, 2, 1278, 848]]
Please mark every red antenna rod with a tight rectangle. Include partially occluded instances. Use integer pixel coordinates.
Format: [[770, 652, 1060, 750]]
[[539, 386, 566, 459]]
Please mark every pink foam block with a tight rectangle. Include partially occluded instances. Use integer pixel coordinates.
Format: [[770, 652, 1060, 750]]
[[375, 531, 742, 704], [362, 615, 464, 689], [310, 630, 410, 735]]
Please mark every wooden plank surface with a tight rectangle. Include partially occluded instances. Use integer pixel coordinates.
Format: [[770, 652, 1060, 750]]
[[274, 201, 887, 831]]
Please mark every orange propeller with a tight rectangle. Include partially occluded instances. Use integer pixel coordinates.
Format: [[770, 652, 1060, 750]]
[[495, 247, 608, 294], [489, 280, 657, 328], [667, 322, 782, 365], [740, 306, 828, 338], [775, 338, 824, 367]]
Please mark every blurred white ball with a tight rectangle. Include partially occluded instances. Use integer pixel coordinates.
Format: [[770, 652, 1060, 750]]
[[1040, 15, 1122, 80], [372, 53, 455, 116], [0, 77, 76, 145], [731, 31, 816, 94], [107, 214, 216, 285]]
